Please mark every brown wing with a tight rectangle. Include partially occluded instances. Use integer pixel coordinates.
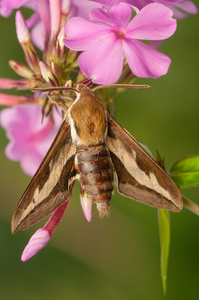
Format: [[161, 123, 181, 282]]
[[106, 114, 183, 212], [12, 120, 77, 233]]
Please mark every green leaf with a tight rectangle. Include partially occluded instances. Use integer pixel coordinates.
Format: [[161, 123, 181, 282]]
[[158, 209, 170, 295], [169, 155, 199, 189]]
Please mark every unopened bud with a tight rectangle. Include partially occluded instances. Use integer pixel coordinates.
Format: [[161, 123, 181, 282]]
[[61, 0, 72, 14], [51, 61, 62, 81], [15, 11, 30, 44], [21, 228, 51, 262], [39, 61, 59, 86], [9, 60, 34, 79], [56, 27, 66, 58], [50, 0, 61, 40], [15, 11, 41, 75]]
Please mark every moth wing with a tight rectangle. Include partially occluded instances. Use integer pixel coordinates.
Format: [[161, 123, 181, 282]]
[[12, 120, 77, 233], [106, 114, 183, 212]]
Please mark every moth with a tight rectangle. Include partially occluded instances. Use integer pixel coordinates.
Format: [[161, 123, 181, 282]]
[[12, 83, 183, 234]]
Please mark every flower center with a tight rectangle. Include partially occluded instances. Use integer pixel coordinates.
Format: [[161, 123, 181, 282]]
[[115, 29, 126, 39]]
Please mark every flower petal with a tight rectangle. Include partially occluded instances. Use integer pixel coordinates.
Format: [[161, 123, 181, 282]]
[[90, 3, 132, 27], [73, 0, 99, 19], [158, 0, 182, 4], [127, 3, 176, 40], [0, 6, 12, 17], [175, 1, 198, 14], [64, 17, 111, 50], [89, 6, 118, 26], [78, 35, 124, 84], [26, 11, 40, 28], [0, 105, 62, 176], [90, 0, 120, 5], [31, 20, 45, 50], [20, 150, 44, 176], [0, 93, 36, 105], [172, 1, 199, 19], [123, 39, 171, 78], [126, 0, 150, 10], [109, 3, 133, 27], [0, 0, 29, 9], [35, 0, 51, 38]]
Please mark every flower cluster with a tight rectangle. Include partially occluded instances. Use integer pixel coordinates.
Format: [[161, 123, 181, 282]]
[[0, 0, 198, 261]]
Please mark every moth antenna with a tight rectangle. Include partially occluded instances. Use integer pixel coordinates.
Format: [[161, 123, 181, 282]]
[[92, 84, 150, 92], [32, 86, 79, 93]]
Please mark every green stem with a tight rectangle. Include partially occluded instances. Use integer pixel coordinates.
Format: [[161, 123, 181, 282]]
[[183, 196, 199, 215]]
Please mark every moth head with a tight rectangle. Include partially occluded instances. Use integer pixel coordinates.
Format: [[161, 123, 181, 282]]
[[32, 85, 80, 114]]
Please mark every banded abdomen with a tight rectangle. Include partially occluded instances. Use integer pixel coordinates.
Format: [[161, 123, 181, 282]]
[[76, 144, 114, 216]]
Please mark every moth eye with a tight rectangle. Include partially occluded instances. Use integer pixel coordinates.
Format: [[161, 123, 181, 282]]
[[33, 199, 36, 203]]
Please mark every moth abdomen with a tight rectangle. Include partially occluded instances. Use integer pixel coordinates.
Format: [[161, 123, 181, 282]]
[[77, 144, 114, 217]]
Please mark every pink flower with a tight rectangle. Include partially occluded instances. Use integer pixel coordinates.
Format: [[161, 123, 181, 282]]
[[0, 0, 36, 17], [21, 228, 51, 262], [0, 0, 99, 50], [0, 93, 40, 105], [91, 0, 198, 19], [21, 183, 74, 261], [21, 200, 69, 261], [168, 1, 199, 19], [72, 0, 99, 18], [64, 3, 177, 84], [91, 0, 182, 8], [0, 105, 62, 176]]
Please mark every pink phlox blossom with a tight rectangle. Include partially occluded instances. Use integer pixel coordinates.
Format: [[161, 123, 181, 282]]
[[0, 0, 100, 49], [21, 183, 74, 261], [20, 179, 94, 261], [91, 0, 198, 19], [0, 0, 49, 50], [91, 0, 184, 7], [0, 105, 62, 176], [0, 93, 41, 105], [64, 3, 177, 84], [0, 0, 36, 17], [72, 0, 99, 18], [167, 1, 199, 19]]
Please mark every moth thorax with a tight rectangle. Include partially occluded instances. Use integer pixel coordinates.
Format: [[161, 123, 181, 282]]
[[77, 144, 114, 217]]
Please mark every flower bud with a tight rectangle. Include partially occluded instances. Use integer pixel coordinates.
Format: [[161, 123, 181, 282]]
[[9, 60, 34, 79], [21, 228, 51, 262], [15, 11, 30, 44], [56, 27, 66, 58], [15, 11, 41, 75], [39, 61, 59, 86]]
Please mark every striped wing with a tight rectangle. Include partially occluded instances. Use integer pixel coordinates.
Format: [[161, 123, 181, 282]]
[[106, 114, 183, 212], [12, 120, 76, 233]]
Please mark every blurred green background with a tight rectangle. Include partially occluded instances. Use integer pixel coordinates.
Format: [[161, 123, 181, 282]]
[[0, 8, 198, 300]]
